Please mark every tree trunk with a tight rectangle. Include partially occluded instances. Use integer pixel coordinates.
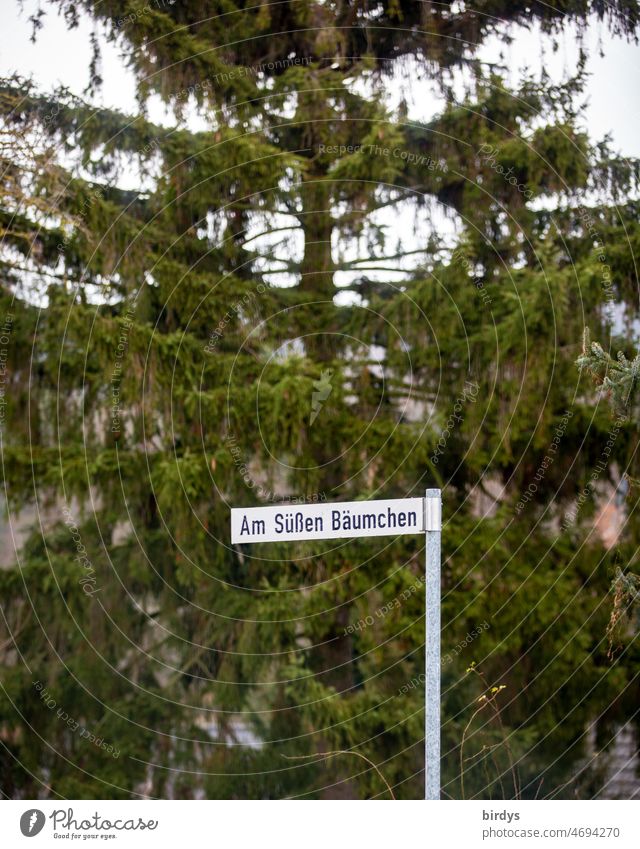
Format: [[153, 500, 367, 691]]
[[298, 175, 336, 361]]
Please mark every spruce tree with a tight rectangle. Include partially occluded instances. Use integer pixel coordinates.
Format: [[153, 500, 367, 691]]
[[1, 1, 640, 800]]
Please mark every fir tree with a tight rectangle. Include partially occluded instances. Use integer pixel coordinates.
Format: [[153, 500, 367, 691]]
[[1, 1, 640, 800]]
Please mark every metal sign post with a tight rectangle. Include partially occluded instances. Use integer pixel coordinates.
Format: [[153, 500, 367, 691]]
[[425, 489, 442, 800], [230, 490, 442, 800]]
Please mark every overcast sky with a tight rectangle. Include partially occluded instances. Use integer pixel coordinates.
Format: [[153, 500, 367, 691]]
[[1, 0, 639, 156], [1, 0, 639, 304]]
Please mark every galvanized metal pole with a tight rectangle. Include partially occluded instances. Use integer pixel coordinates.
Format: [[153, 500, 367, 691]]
[[425, 488, 442, 800]]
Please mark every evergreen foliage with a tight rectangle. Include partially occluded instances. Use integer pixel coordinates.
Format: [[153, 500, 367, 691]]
[[1, 0, 639, 799]]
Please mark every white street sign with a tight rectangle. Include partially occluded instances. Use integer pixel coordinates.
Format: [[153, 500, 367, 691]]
[[231, 496, 440, 544], [229, 488, 442, 801]]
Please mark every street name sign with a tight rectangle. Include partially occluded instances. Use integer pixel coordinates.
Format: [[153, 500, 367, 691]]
[[229, 488, 442, 800], [231, 496, 440, 543]]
